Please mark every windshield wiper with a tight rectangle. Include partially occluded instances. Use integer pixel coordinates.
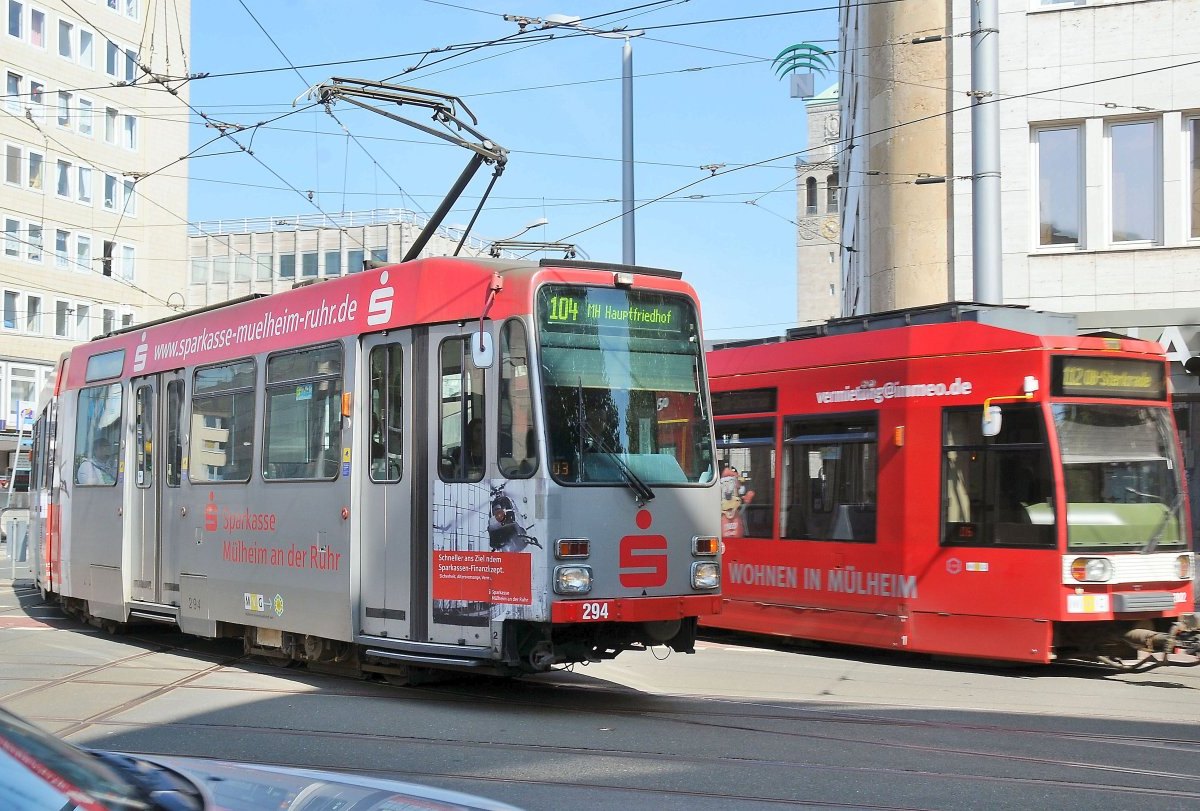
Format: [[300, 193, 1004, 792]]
[[1142, 491, 1184, 555], [579, 419, 655, 505]]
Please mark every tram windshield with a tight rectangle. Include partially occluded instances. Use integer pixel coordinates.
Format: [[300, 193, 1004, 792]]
[[537, 284, 714, 487], [1051, 404, 1187, 551]]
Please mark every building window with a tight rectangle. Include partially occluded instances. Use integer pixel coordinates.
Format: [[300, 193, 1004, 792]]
[[279, 253, 295, 278], [77, 166, 92, 204], [105, 39, 119, 77], [1191, 118, 1200, 240], [8, 2, 23, 39], [103, 173, 117, 209], [323, 250, 340, 276], [27, 79, 43, 123], [212, 256, 229, 283], [805, 176, 818, 215], [55, 158, 71, 198], [1109, 119, 1158, 244], [79, 28, 93, 67], [101, 240, 114, 276], [56, 90, 70, 126], [75, 303, 90, 339], [26, 294, 41, 333], [370, 247, 387, 263], [1034, 125, 1082, 247], [55, 301, 69, 337], [254, 253, 271, 281], [234, 255, 251, 282], [29, 7, 43, 47], [5, 144, 20, 185], [4, 71, 19, 114], [122, 114, 137, 149], [57, 18, 72, 59], [3, 291, 16, 329], [27, 149, 42, 191], [75, 234, 90, 273], [102, 308, 115, 333], [55, 229, 69, 268], [3, 218, 18, 256], [189, 257, 208, 285], [347, 248, 364, 273], [122, 179, 135, 214], [124, 47, 137, 83], [301, 251, 318, 277], [77, 98, 93, 137], [826, 171, 838, 213], [27, 223, 41, 262], [120, 245, 134, 280], [104, 107, 117, 144]]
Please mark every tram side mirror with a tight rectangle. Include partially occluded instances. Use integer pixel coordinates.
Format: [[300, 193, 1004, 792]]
[[471, 331, 494, 369], [982, 405, 1002, 438]]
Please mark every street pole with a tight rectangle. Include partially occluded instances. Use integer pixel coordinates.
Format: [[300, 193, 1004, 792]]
[[622, 36, 636, 266], [971, 0, 1001, 303]]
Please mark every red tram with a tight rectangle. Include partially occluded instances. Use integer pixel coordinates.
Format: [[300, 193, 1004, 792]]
[[704, 303, 1199, 667]]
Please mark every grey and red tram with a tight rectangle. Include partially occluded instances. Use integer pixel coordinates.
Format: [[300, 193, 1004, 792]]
[[26, 256, 722, 679]]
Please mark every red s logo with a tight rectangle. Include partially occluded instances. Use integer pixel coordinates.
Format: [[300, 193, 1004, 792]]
[[204, 492, 218, 532], [619, 511, 668, 587]]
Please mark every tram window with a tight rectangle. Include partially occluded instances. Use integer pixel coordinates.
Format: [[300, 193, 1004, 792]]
[[781, 414, 876, 542], [498, 319, 537, 478], [164, 380, 183, 487], [369, 344, 403, 482], [134, 384, 153, 488], [190, 360, 255, 484], [263, 344, 343, 481], [942, 405, 1055, 548], [715, 419, 776, 538], [74, 382, 122, 487], [439, 337, 485, 482]]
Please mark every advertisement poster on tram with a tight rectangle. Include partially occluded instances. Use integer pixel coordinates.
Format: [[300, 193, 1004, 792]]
[[431, 478, 547, 626]]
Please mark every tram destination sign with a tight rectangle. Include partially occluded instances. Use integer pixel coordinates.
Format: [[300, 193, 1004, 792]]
[[541, 287, 687, 337], [1051, 356, 1166, 400]]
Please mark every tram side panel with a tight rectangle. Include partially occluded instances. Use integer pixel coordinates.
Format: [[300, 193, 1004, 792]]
[[712, 345, 1065, 661], [175, 342, 355, 644]]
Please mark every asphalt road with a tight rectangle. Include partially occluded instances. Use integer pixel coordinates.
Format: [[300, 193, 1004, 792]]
[[2, 557, 1199, 810]]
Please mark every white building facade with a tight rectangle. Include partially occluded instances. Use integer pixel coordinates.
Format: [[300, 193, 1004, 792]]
[[187, 209, 500, 307], [1, 0, 190, 478]]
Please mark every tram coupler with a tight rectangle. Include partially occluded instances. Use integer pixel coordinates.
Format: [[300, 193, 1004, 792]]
[[1123, 614, 1200, 660]]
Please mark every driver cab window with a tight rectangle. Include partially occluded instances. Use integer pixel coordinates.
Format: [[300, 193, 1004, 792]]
[[942, 405, 1055, 547], [439, 337, 485, 482]]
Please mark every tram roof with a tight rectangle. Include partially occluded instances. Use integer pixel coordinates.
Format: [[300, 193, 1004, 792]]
[[60, 255, 698, 390], [707, 302, 1165, 377]]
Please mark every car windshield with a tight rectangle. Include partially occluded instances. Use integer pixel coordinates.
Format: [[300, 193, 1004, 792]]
[[1052, 403, 1188, 551], [537, 284, 714, 486], [0, 706, 151, 809]]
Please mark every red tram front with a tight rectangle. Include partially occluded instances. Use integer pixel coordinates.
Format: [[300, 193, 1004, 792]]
[[704, 303, 1199, 667]]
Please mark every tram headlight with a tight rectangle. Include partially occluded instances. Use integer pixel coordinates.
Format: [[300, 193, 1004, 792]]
[[1177, 555, 1194, 580], [1070, 557, 1114, 583], [691, 561, 720, 590], [554, 565, 593, 595]]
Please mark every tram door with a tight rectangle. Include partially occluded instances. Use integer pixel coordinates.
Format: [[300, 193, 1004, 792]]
[[425, 326, 492, 648], [129, 371, 184, 605], [359, 334, 414, 640]]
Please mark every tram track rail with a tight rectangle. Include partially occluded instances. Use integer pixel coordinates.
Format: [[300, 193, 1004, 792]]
[[5, 588, 1200, 808]]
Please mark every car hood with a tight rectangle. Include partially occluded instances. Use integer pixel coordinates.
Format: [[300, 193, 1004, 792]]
[[136, 753, 525, 811]]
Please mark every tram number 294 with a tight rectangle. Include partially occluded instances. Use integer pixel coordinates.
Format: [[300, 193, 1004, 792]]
[[581, 601, 612, 621]]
